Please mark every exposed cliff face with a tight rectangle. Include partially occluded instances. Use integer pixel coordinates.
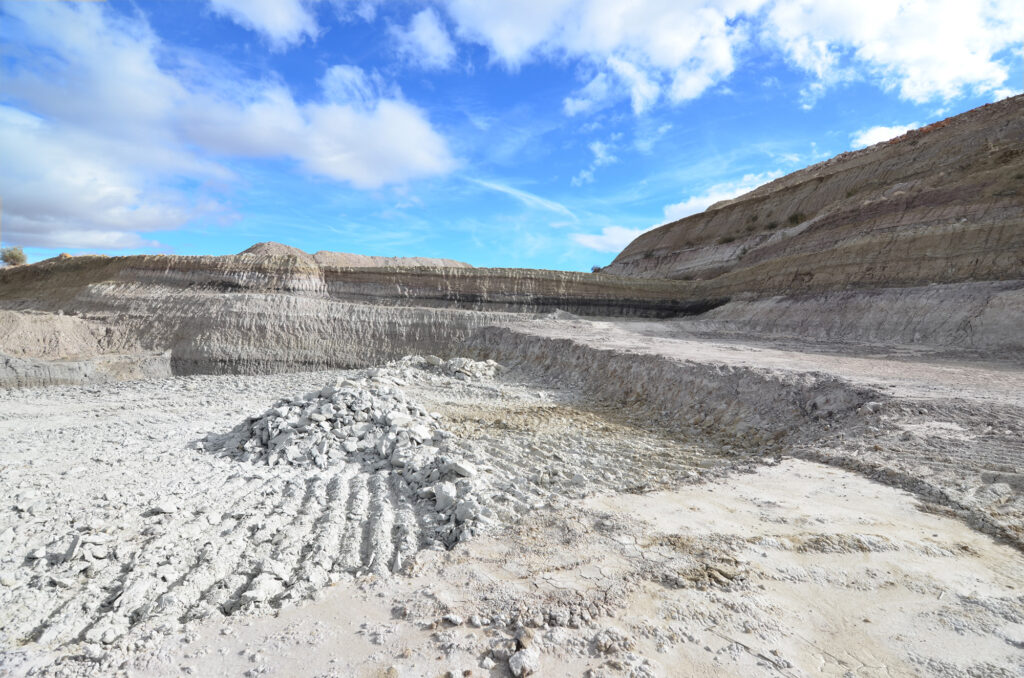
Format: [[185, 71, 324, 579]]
[[604, 95, 1024, 293], [0, 252, 717, 385], [694, 281, 1024, 357], [0, 253, 708, 316]]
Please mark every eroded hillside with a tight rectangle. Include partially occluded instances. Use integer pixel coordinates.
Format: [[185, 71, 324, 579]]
[[604, 95, 1024, 290]]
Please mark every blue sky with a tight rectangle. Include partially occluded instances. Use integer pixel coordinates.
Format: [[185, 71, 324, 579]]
[[2, 1, 1021, 270]]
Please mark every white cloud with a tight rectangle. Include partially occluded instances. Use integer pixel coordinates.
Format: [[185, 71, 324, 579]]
[[589, 140, 617, 166], [571, 225, 650, 252], [446, 0, 1023, 114], [663, 171, 782, 222], [0, 2, 457, 250], [0, 106, 190, 250], [563, 72, 611, 116], [444, 0, 756, 114], [300, 100, 456, 187], [178, 72, 458, 189], [208, 0, 320, 49], [391, 8, 457, 69], [468, 178, 576, 219], [321, 65, 391, 108], [765, 0, 1024, 104], [607, 57, 660, 114], [571, 137, 619, 186], [850, 123, 919, 149], [990, 87, 1019, 102], [570, 169, 594, 187]]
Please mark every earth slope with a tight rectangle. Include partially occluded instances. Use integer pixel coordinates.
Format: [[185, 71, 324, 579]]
[[604, 95, 1024, 289]]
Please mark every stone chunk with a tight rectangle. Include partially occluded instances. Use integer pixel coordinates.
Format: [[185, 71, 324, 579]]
[[454, 499, 479, 523], [449, 459, 477, 477], [387, 412, 413, 428], [508, 647, 540, 677], [434, 482, 458, 511]]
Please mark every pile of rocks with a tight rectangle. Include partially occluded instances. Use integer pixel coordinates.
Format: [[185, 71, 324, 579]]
[[199, 380, 492, 546], [202, 380, 449, 470]]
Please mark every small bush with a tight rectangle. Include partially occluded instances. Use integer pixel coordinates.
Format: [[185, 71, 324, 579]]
[[765, 221, 780, 230], [787, 212, 806, 225], [1, 247, 26, 266], [718, 235, 736, 245], [590, 265, 602, 273]]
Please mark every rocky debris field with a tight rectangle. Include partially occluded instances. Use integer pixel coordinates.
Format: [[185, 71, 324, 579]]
[[1, 356, 1022, 677]]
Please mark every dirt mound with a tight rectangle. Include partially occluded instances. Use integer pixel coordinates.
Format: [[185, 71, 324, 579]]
[[240, 242, 312, 259], [238, 241, 472, 269]]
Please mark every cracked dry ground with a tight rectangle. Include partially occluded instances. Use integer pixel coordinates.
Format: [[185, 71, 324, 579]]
[[1, 362, 1022, 677]]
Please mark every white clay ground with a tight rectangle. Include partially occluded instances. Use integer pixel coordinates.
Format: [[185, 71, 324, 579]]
[[1, 358, 1022, 677]]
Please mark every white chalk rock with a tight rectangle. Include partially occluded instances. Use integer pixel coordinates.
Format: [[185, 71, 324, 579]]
[[454, 499, 479, 523], [387, 412, 413, 428], [509, 647, 540, 677], [449, 459, 477, 477], [434, 482, 458, 511]]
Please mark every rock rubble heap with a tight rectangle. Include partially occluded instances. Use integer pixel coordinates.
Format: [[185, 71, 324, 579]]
[[200, 375, 494, 547], [204, 380, 449, 470]]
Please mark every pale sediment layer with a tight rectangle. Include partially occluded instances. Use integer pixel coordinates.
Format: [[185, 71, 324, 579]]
[[464, 320, 1024, 549], [694, 280, 1024, 356], [2, 278, 1022, 390]]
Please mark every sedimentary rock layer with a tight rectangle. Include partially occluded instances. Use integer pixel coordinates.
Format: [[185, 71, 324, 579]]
[[0, 253, 709, 316], [604, 95, 1024, 293]]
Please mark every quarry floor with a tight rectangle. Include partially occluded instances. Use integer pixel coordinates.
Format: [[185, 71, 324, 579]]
[[1, 323, 1023, 678]]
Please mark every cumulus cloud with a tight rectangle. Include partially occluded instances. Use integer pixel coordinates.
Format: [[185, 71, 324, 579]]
[[0, 107, 192, 250], [444, 0, 753, 113], [663, 171, 782, 222], [0, 2, 456, 250], [571, 225, 650, 253], [607, 57, 660, 114], [447, 0, 1022, 114], [765, 0, 1024, 104], [208, 0, 320, 49], [391, 8, 457, 69], [850, 123, 919, 149]]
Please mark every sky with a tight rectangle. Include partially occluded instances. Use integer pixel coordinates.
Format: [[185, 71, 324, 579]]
[[1, 0, 1021, 271]]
